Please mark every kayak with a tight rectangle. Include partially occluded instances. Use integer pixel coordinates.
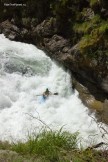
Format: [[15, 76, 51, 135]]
[[39, 95, 48, 104], [38, 93, 58, 104]]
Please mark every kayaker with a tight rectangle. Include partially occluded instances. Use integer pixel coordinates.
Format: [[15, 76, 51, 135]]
[[43, 88, 52, 99]]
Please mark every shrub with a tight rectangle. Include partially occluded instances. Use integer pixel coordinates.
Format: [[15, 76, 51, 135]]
[[11, 130, 79, 161]]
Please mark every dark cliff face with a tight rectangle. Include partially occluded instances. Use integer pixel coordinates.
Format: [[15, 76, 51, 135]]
[[0, 0, 108, 122]]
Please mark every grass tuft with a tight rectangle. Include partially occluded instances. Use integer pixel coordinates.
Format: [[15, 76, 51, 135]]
[[11, 130, 78, 161], [0, 129, 108, 162]]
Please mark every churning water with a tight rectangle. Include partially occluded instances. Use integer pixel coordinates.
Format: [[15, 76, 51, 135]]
[[0, 34, 107, 146]]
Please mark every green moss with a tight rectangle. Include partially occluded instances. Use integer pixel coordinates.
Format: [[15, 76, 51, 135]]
[[90, 0, 100, 7], [73, 15, 102, 34], [79, 33, 101, 53], [73, 22, 93, 34], [79, 22, 108, 51], [91, 15, 101, 23], [73, 12, 108, 54], [99, 21, 108, 34]]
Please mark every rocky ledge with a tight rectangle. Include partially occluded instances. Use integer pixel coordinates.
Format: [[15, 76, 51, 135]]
[[0, 19, 108, 123]]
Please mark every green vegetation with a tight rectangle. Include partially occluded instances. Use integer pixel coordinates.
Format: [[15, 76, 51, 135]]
[[73, 15, 102, 34], [73, 12, 108, 59], [0, 130, 108, 162], [90, 0, 100, 7], [11, 130, 78, 161]]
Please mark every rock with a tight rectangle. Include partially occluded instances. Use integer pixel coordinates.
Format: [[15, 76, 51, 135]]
[[72, 76, 108, 124], [82, 8, 95, 20], [72, 77, 103, 111], [102, 99, 108, 123], [1, 20, 19, 32], [22, 17, 31, 28], [44, 35, 69, 53], [101, 76, 108, 93], [22, 17, 38, 28], [8, 32, 16, 40], [0, 149, 31, 162], [31, 18, 38, 28], [0, 20, 33, 43], [34, 18, 57, 37], [0, 20, 20, 40], [21, 28, 28, 35], [88, 99, 103, 112], [62, 47, 69, 53]]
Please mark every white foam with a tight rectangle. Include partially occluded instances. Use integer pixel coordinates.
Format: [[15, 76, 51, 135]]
[[0, 34, 107, 147]]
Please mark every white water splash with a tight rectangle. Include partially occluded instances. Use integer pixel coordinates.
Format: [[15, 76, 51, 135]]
[[0, 34, 107, 147]]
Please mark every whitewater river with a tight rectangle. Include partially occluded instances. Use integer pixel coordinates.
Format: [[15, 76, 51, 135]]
[[0, 34, 107, 146]]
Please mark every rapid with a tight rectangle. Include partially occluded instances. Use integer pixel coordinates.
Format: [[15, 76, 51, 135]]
[[0, 34, 107, 146]]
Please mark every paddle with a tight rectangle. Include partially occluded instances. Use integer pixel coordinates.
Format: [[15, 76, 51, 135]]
[[53, 93, 58, 95], [36, 93, 58, 96]]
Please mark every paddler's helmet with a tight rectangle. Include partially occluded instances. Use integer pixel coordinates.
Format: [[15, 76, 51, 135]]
[[46, 88, 49, 92]]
